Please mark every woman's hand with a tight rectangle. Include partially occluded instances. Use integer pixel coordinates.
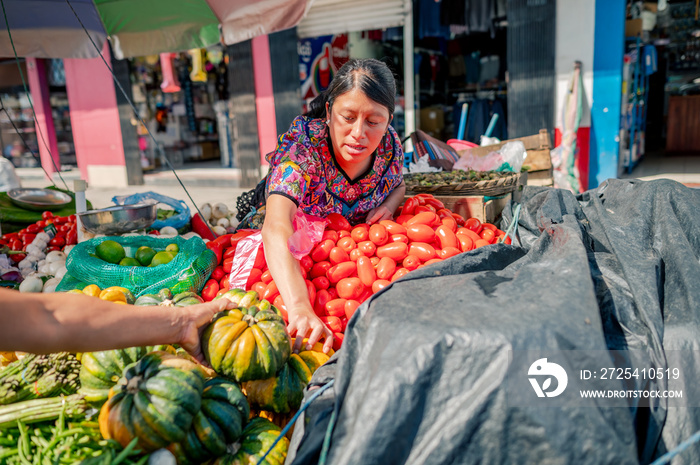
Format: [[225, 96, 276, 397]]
[[366, 205, 394, 224], [176, 299, 234, 364], [287, 307, 334, 354]]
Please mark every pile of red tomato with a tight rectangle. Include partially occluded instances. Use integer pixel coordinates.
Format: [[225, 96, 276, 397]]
[[0, 212, 78, 262], [198, 194, 510, 350]]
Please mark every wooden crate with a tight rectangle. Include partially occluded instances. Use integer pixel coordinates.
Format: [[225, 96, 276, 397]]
[[457, 129, 553, 186], [408, 193, 512, 224]]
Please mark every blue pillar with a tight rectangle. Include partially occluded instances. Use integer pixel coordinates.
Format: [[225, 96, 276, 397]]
[[589, 0, 625, 188]]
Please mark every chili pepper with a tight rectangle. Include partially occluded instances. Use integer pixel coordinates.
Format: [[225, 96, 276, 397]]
[[230, 229, 257, 248], [223, 246, 237, 260], [49, 236, 65, 247], [191, 213, 217, 241], [206, 241, 224, 264], [223, 256, 234, 273]]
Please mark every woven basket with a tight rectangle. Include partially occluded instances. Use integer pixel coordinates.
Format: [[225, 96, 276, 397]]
[[404, 172, 521, 197]]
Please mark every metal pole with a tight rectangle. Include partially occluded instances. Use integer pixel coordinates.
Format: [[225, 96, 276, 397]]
[[403, 0, 415, 143]]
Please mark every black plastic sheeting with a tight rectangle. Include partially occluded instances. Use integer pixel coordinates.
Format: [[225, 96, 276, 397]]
[[286, 179, 700, 465]]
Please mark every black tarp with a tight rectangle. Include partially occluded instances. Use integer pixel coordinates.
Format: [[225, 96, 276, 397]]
[[286, 179, 700, 465]]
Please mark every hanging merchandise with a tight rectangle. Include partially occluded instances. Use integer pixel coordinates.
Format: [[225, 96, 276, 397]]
[[189, 49, 208, 83], [551, 61, 583, 193], [159, 53, 181, 93], [179, 62, 198, 134]]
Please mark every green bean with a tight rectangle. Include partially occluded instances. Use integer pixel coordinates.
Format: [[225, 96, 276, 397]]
[[0, 446, 19, 459], [111, 438, 139, 465]]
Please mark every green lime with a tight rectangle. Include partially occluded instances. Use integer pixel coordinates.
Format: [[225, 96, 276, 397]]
[[149, 251, 176, 267], [119, 257, 141, 267], [165, 243, 179, 254], [95, 240, 126, 265], [135, 246, 157, 266]]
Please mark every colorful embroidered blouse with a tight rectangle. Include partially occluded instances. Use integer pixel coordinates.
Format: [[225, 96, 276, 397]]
[[265, 116, 404, 224]]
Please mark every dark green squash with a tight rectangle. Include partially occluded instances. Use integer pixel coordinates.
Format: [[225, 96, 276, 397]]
[[168, 378, 250, 464], [209, 417, 288, 465], [98, 351, 205, 452], [134, 289, 204, 307], [79, 345, 172, 407]]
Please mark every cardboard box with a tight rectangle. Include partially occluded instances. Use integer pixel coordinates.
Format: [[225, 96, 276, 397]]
[[408, 193, 511, 224], [419, 106, 445, 139], [625, 19, 643, 37]]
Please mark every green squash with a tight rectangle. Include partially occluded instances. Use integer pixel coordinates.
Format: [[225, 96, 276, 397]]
[[134, 289, 204, 307], [243, 349, 330, 414], [79, 345, 172, 407], [168, 378, 250, 464], [202, 304, 291, 383], [210, 417, 289, 465], [98, 351, 205, 452]]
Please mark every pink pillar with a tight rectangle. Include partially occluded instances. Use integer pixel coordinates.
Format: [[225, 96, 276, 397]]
[[25, 58, 60, 178], [251, 35, 277, 166], [63, 43, 128, 187]]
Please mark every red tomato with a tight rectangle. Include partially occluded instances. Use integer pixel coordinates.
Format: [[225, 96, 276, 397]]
[[328, 287, 339, 300], [325, 299, 348, 318], [406, 224, 436, 243], [201, 279, 220, 302], [273, 295, 288, 321], [379, 220, 407, 235], [402, 197, 419, 215], [424, 198, 445, 210], [357, 241, 376, 256], [424, 258, 443, 266], [322, 230, 339, 243], [252, 281, 267, 296], [474, 239, 490, 248], [223, 257, 234, 273], [327, 261, 357, 284], [220, 276, 231, 291], [375, 257, 397, 280], [305, 279, 316, 306], [350, 224, 369, 243], [456, 228, 482, 243], [310, 261, 332, 279], [310, 239, 335, 262], [480, 228, 496, 243], [329, 247, 350, 265], [261, 270, 273, 284], [314, 290, 332, 315], [338, 230, 351, 238], [326, 213, 351, 232], [356, 256, 376, 287], [26, 224, 41, 234], [372, 279, 391, 293], [389, 234, 409, 244], [369, 256, 380, 267], [406, 211, 439, 227], [262, 281, 279, 301], [402, 255, 421, 271], [440, 216, 458, 232], [10, 253, 25, 263], [394, 214, 412, 226], [390, 268, 410, 282], [376, 242, 408, 261], [333, 332, 344, 350], [408, 242, 437, 262], [368, 224, 389, 246], [41, 211, 54, 220], [312, 276, 331, 290], [211, 266, 225, 282], [435, 225, 458, 249], [336, 277, 365, 300], [345, 300, 360, 319], [414, 205, 436, 214], [299, 255, 314, 272], [482, 223, 498, 232], [349, 248, 365, 261], [457, 234, 474, 252], [336, 236, 357, 253], [438, 247, 461, 259], [319, 316, 344, 333], [246, 268, 263, 288], [465, 217, 483, 234]]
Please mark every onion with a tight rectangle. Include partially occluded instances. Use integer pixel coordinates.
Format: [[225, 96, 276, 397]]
[[35, 232, 50, 243], [63, 245, 75, 256], [212, 203, 229, 219], [212, 225, 226, 236], [38, 263, 52, 274], [19, 276, 43, 293], [46, 251, 66, 263], [216, 217, 230, 229], [48, 260, 66, 275], [42, 277, 60, 293], [200, 203, 212, 222], [159, 226, 179, 236], [181, 232, 201, 240], [54, 266, 68, 280]]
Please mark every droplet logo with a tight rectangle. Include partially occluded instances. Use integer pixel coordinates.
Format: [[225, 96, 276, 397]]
[[528, 358, 568, 398]]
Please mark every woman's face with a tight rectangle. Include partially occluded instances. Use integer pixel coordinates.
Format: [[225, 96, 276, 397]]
[[326, 88, 391, 177]]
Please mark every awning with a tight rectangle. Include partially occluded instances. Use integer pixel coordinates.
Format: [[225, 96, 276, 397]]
[[0, 0, 312, 59]]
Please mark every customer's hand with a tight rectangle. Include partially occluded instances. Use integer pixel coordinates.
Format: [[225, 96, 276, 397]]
[[287, 306, 334, 354], [175, 298, 234, 364]]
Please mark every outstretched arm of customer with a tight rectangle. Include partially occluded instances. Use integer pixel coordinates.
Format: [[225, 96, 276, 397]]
[[0, 288, 233, 362], [262, 194, 333, 353]]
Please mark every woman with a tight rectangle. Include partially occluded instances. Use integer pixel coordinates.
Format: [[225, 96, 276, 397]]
[[261, 59, 406, 354]]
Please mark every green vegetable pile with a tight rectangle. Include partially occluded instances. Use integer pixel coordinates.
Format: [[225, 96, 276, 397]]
[[404, 170, 517, 187]]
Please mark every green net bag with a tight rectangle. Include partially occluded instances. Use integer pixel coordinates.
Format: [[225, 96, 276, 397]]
[[56, 235, 216, 297]]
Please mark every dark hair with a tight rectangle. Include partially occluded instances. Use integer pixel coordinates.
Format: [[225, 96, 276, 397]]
[[306, 58, 396, 119]]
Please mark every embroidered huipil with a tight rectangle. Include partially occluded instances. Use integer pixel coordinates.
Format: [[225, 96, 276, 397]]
[[265, 116, 404, 224]]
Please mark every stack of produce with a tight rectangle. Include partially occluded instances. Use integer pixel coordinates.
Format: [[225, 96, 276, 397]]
[[242, 193, 511, 349], [0, 353, 81, 406]]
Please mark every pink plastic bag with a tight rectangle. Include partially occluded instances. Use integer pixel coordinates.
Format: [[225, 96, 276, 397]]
[[228, 211, 327, 289], [288, 210, 328, 260]]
